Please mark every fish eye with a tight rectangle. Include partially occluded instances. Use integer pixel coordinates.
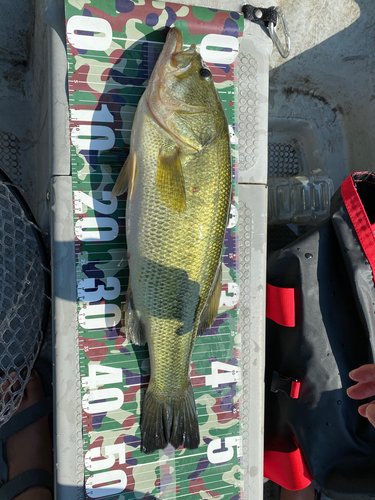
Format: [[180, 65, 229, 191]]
[[200, 68, 212, 80]]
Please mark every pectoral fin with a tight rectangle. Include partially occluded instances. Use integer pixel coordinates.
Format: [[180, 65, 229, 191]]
[[156, 146, 186, 213], [111, 151, 138, 199], [196, 264, 222, 336]]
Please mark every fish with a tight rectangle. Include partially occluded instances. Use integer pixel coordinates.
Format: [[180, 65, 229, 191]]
[[112, 27, 232, 454]]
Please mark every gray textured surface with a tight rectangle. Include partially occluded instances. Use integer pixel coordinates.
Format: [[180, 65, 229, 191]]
[[50, 175, 85, 499], [269, 0, 375, 189], [0, 132, 22, 185], [238, 23, 273, 184], [0, 180, 46, 425], [265, 2, 375, 498], [0, 0, 49, 230], [0, 0, 33, 103], [44, 1, 85, 497], [239, 183, 268, 499], [0, 0, 52, 425], [0, 0, 84, 497], [237, 19, 271, 500], [268, 142, 300, 178]]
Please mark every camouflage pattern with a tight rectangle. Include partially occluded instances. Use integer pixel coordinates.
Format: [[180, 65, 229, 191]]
[[65, 1, 243, 498]]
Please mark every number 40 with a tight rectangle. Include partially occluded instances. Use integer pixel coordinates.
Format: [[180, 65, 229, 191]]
[[82, 365, 123, 414]]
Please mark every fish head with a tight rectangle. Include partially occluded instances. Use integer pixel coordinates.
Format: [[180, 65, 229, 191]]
[[146, 28, 227, 151]]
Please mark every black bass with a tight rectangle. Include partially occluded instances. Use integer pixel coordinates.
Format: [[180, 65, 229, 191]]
[[112, 27, 231, 454]]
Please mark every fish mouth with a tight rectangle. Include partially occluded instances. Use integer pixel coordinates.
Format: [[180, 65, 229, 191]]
[[144, 28, 202, 152], [154, 27, 184, 73], [148, 27, 198, 90], [167, 28, 197, 73], [166, 27, 184, 53]]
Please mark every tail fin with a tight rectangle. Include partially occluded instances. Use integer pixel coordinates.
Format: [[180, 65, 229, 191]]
[[141, 382, 199, 454]]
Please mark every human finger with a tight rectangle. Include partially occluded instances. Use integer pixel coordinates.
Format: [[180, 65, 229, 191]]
[[349, 364, 375, 382], [21, 370, 41, 403], [366, 402, 375, 427], [347, 380, 375, 400], [358, 402, 373, 418]]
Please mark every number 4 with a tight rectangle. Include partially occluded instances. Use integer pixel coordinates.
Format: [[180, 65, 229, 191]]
[[205, 361, 241, 388], [82, 364, 123, 389]]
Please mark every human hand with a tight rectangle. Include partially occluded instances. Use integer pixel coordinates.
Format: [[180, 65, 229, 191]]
[[347, 364, 375, 427]]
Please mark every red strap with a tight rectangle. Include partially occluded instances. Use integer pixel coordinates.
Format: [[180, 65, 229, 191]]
[[341, 174, 375, 286], [266, 283, 295, 327], [290, 381, 301, 399], [264, 445, 313, 491]]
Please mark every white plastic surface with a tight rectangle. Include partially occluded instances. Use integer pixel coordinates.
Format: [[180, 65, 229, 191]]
[[239, 184, 268, 499], [238, 22, 273, 185]]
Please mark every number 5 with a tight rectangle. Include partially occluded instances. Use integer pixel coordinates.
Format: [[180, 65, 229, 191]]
[[85, 443, 126, 472], [207, 436, 242, 464]]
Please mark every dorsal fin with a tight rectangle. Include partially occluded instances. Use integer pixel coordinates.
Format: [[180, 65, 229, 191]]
[[111, 151, 138, 199]]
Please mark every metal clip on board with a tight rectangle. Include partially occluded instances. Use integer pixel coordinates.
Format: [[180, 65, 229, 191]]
[[242, 4, 291, 58]]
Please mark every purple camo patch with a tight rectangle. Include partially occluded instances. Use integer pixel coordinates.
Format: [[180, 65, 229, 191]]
[[120, 347, 131, 355], [79, 150, 99, 169], [165, 6, 177, 27], [222, 17, 239, 37], [203, 313, 230, 336], [92, 410, 106, 429], [223, 227, 238, 269], [145, 12, 159, 27], [105, 326, 118, 340], [116, 0, 135, 13], [188, 457, 210, 480], [215, 62, 231, 74], [219, 382, 236, 413], [83, 261, 104, 279], [124, 434, 141, 447], [122, 368, 143, 385]]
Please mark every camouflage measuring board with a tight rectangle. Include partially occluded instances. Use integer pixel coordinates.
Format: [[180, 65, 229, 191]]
[[65, 1, 243, 498]]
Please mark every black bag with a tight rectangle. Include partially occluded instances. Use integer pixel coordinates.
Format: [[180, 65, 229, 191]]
[[264, 172, 375, 499]]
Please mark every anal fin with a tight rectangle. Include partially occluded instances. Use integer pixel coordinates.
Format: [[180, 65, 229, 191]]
[[121, 284, 146, 346], [197, 264, 222, 336]]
